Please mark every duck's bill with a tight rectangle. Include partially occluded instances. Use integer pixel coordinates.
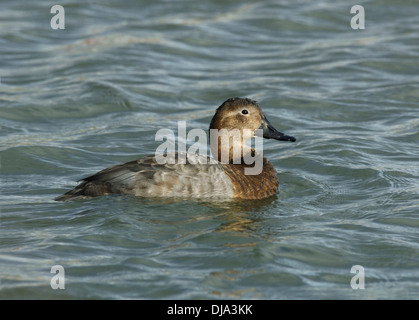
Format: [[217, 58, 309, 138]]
[[258, 115, 296, 142]]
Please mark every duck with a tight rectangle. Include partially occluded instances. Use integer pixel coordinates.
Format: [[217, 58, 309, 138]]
[[55, 97, 296, 201]]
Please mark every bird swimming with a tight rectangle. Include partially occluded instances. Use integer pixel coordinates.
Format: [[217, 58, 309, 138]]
[[55, 97, 296, 201]]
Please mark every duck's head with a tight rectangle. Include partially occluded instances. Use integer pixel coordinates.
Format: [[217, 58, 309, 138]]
[[209, 97, 296, 163]]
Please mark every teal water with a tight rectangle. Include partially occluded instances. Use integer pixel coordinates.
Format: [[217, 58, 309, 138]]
[[1, 0, 418, 299]]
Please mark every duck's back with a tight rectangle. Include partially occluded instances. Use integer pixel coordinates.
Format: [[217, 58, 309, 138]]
[[55, 153, 235, 201]]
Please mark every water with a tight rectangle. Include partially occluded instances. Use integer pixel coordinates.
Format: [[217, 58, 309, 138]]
[[1, 0, 418, 299]]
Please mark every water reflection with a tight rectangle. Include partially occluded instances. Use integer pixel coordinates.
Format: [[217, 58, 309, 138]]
[[207, 197, 277, 235], [127, 194, 279, 240]]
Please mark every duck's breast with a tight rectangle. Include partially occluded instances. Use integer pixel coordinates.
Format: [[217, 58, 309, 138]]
[[222, 156, 279, 199]]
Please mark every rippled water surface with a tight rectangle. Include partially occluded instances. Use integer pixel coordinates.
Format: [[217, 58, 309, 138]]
[[1, 0, 418, 299]]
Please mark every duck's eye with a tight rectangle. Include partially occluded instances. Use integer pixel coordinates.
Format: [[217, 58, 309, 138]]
[[241, 109, 249, 115]]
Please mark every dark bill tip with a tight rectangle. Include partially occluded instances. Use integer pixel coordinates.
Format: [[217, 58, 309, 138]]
[[258, 115, 296, 142], [278, 134, 296, 142], [264, 128, 296, 142]]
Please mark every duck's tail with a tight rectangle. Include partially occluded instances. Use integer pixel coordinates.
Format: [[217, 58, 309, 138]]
[[54, 180, 114, 201], [54, 181, 91, 201]]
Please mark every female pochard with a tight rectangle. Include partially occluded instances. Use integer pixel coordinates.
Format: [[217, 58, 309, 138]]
[[55, 98, 296, 201]]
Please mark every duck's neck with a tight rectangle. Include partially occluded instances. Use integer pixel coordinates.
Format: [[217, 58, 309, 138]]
[[210, 129, 254, 164]]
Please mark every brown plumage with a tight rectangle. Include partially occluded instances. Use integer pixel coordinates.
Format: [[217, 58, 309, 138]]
[[55, 97, 295, 201]]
